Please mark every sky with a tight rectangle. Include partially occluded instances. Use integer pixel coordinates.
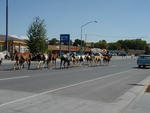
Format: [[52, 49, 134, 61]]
[[1, 0, 150, 42]]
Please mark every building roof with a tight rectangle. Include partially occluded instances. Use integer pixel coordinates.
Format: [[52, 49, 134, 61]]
[[0, 35, 25, 42]]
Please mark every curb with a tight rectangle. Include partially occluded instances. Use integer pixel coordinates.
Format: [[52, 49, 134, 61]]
[[119, 75, 150, 113]]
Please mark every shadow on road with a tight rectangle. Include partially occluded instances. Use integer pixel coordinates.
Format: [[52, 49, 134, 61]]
[[132, 67, 150, 69], [128, 83, 145, 86]]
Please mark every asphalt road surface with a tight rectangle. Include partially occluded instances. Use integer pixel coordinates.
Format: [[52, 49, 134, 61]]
[[0, 56, 149, 113]]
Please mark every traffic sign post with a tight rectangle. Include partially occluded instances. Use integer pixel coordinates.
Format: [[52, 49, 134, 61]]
[[60, 34, 70, 55]]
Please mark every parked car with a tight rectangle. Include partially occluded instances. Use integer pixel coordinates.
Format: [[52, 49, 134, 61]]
[[137, 55, 150, 68]]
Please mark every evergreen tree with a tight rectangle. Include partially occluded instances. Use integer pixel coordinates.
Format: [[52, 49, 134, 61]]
[[26, 17, 48, 54]]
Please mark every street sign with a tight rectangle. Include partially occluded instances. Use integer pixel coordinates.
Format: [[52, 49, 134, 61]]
[[60, 34, 70, 43]]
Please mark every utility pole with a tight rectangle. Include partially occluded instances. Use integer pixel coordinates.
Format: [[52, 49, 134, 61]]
[[5, 0, 8, 51], [80, 21, 98, 53]]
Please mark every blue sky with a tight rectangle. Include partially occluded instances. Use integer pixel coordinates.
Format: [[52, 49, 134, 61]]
[[1, 0, 150, 42]]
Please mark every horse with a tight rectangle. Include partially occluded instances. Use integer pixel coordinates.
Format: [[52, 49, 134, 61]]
[[85, 54, 95, 66], [32, 52, 58, 69], [0, 51, 10, 65], [13, 52, 32, 70], [31, 53, 49, 69], [103, 54, 112, 64], [72, 55, 78, 65], [50, 53, 58, 68], [94, 55, 103, 65], [0, 53, 4, 66], [60, 53, 72, 69]]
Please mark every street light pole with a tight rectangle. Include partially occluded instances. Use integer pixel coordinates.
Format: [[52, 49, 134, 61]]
[[5, 0, 8, 51], [80, 21, 98, 52]]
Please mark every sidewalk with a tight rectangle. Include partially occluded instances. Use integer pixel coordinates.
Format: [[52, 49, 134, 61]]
[[1, 60, 15, 64], [121, 75, 150, 113]]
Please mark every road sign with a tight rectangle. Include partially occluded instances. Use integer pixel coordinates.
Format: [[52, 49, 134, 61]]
[[60, 34, 70, 43]]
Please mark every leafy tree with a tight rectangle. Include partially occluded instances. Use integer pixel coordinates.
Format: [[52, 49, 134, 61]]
[[74, 39, 85, 46], [144, 45, 150, 54], [108, 42, 121, 50], [26, 17, 48, 54], [94, 40, 107, 49], [49, 38, 59, 45], [64, 40, 73, 46], [117, 39, 147, 50]]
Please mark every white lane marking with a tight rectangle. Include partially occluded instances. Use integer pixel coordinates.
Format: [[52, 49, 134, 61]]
[[0, 69, 134, 107], [0, 76, 30, 81]]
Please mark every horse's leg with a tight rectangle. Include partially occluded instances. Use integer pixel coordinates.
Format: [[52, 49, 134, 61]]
[[0, 61, 1, 66], [60, 59, 63, 69], [27, 60, 31, 70], [42, 60, 46, 69], [66, 61, 69, 68], [54, 59, 56, 69], [68, 61, 70, 68], [47, 60, 50, 69], [19, 60, 22, 70], [22, 63, 25, 68], [14, 61, 17, 70], [67, 60, 69, 68], [99, 59, 101, 65], [37, 61, 42, 69], [52, 59, 54, 65], [103, 59, 104, 64], [21, 60, 25, 70], [63, 61, 66, 68]]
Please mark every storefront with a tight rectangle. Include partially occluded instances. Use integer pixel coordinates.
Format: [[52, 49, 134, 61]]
[[48, 45, 91, 54], [0, 35, 28, 56]]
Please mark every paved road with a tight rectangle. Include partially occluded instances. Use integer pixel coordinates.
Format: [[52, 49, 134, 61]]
[[0, 56, 149, 113]]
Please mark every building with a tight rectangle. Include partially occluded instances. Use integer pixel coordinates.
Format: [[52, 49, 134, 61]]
[[48, 45, 91, 54], [0, 35, 28, 56]]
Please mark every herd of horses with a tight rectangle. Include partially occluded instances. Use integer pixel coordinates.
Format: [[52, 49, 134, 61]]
[[4, 51, 112, 70]]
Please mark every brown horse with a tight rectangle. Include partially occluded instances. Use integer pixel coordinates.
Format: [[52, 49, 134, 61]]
[[13, 52, 32, 70], [103, 54, 112, 64], [50, 53, 58, 68], [94, 55, 103, 65], [85, 54, 95, 65]]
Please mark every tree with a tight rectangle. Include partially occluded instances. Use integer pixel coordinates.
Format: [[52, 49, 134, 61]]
[[26, 17, 48, 54], [64, 40, 73, 46], [145, 45, 150, 54], [74, 39, 85, 46], [108, 42, 121, 50], [49, 38, 59, 45], [94, 40, 107, 49], [117, 39, 147, 50]]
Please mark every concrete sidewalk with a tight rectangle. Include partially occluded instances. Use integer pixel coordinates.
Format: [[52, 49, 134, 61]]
[[1, 60, 15, 64], [122, 75, 150, 113]]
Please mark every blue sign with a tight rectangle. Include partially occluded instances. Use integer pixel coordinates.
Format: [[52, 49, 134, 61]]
[[60, 34, 70, 43]]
